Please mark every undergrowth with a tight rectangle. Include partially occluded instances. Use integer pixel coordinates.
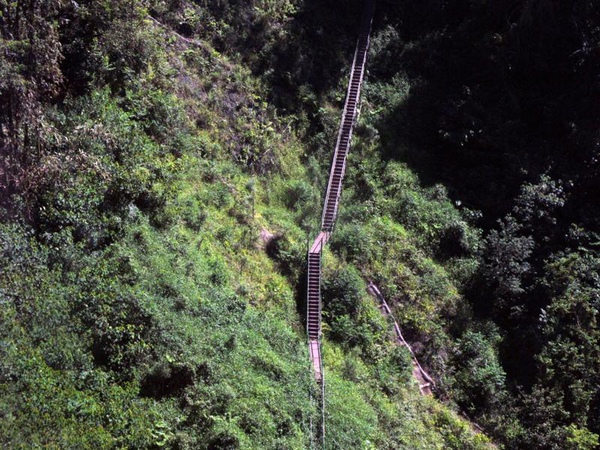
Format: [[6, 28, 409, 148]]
[[0, 0, 498, 448]]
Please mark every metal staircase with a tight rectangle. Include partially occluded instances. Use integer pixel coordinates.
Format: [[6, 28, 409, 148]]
[[308, 0, 374, 383], [305, 3, 374, 448]]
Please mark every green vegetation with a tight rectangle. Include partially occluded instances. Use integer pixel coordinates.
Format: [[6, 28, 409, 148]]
[[2, 0, 597, 449], [357, 1, 600, 448]]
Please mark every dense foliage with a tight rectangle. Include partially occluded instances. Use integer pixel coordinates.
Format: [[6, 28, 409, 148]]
[[2, 0, 597, 448], [359, 0, 600, 448], [0, 0, 493, 448]]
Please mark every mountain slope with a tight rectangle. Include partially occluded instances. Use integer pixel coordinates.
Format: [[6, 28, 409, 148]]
[[0, 0, 498, 448]]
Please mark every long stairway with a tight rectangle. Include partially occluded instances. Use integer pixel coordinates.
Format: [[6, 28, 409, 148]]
[[321, 0, 374, 233], [307, 0, 374, 384]]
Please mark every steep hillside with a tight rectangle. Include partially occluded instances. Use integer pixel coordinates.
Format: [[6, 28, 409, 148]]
[[6, 0, 591, 449], [360, 1, 600, 449]]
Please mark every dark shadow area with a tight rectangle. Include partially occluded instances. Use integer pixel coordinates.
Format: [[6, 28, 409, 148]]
[[367, 0, 600, 399], [262, 0, 365, 110], [140, 363, 200, 400], [371, 0, 600, 228]]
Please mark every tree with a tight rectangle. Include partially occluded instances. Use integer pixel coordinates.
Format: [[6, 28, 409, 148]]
[[0, 0, 64, 204]]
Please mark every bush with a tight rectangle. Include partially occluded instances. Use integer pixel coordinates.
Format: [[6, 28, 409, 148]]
[[450, 326, 507, 416]]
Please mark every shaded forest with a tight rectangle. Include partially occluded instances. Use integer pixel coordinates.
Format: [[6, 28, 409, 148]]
[[365, 0, 600, 448]]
